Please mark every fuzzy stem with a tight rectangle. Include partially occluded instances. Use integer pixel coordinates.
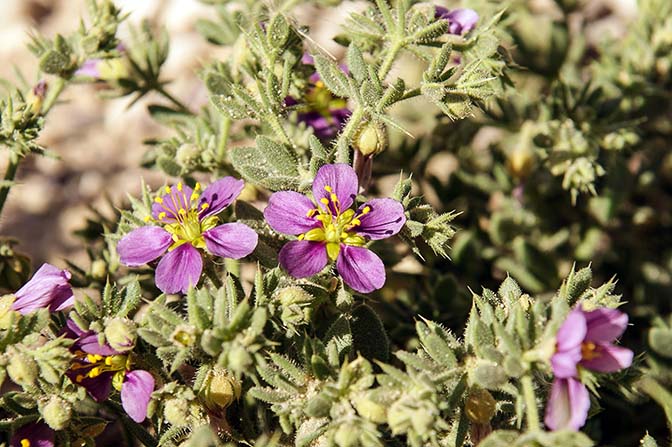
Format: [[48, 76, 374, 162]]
[[216, 115, 232, 163], [205, 261, 223, 289], [0, 153, 20, 218], [335, 108, 365, 164], [378, 40, 404, 80], [521, 374, 540, 431]]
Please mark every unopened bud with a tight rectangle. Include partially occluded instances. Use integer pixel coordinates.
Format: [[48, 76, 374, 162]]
[[7, 350, 38, 387], [176, 144, 200, 166], [104, 318, 137, 352], [0, 295, 17, 329], [90, 259, 107, 280], [98, 58, 129, 81], [465, 388, 496, 424], [199, 367, 241, 413], [354, 121, 387, 157], [276, 286, 313, 306], [40, 396, 72, 430], [171, 324, 198, 348], [352, 392, 387, 424], [26, 80, 48, 116]]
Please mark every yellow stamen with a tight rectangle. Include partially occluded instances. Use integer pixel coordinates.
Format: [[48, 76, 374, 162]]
[[75, 374, 85, 383], [144, 215, 151, 222], [154, 197, 163, 204], [177, 182, 183, 191], [324, 185, 333, 193], [89, 367, 103, 378], [158, 212, 167, 220], [581, 342, 600, 361], [320, 198, 330, 205], [190, 193, 199, 202], [87, 354, 103, 363], [195, 182, 201, 191], [165, 186, 171, 194], [21, 438, 30, 447]]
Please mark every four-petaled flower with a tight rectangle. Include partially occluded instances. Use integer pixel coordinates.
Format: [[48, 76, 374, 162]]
[[65, 321, 155, 423], [435, 6, 479, 35], [10, 263, 74, 315], [264, 164, 406, 293], [545, 306, 633, 431], [117, 178, 258, 294]]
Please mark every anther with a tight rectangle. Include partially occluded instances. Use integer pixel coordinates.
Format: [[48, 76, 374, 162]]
[[144, 216, 151, 223], [154, 197, 163, 204], [195, 182, 201, 191], [165, 186, 171, 194], [324, 185, 333, 193], [177, 182, 183, 191], [200, 203, 210, 210], [320, 198, 330, 205], [158, 212, 167, 220]]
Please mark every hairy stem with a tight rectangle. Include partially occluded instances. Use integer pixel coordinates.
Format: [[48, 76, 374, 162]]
[[335, 108, 365, 164], [378, 40, 404, 80], [0, 153, 20, 218], [216, 115, 232, 164], [521, 374, 540, 431]]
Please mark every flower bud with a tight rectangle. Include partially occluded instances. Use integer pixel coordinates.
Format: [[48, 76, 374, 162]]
[[104, 318, 137, 352], [199, 367, 241, 413], [176, 143, 200, 166], [7, 350, 38, 387], [97, 58, 129, 81], [334, 422, 359, 447], [465, 388, 496, 424], [276, 286, 313, 306], [40, 396, 72, 430], [90, 259, 107, 280], [352, 392, 387, 424], [171, 324, 198, 348], [26, 80, 48, 116], [0, 295, 17, 330], [354, 121, 387, 157]]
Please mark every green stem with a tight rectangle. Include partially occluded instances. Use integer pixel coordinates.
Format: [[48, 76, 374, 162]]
[[225, 258, 240, 277], [216, 115, 232, 164], [521, 374, 540, 431], [378, 40, 404, 80], [0, 153, 20, 218], [42, 77, 66, 114], [267, 113, 293, 148], [335, 108, 365, 164], [205, 262, 223, 289]]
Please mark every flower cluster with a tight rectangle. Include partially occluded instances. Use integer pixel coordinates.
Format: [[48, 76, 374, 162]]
[[264, 164, 405, 293], [118, 178, 258, 294], [545, 306, 633, 431]]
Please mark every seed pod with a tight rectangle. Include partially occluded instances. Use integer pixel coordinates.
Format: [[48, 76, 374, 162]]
[[7, 349, 38, 387], [40, 396, 72, 430], [354, 121, 387, 157], [104, 318, 137, 352], [465, 388, 497, 424], [199, 366, 241, 414]]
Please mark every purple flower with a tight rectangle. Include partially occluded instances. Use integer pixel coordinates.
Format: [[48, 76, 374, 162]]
[[545, 306, 633, 431], [75, 58, 103, 78], [117, 179, 258, 294], [65, 321, 155, 423], [435, 6, 479, 35], [264, 164, 405, 293], [285, 54, 352, 140], [10, 263, 74, 315], [11, 422, 54, 447]]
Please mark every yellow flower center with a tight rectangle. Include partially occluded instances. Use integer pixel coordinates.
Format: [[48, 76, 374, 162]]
[[298, 185, 369, 260], [305, 81, 348, 120], [71, 351, 130, 389], [580, 341, 600, 361], [147, 182, 218, 250]]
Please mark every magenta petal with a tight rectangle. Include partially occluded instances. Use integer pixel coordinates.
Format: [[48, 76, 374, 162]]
[[75, 332, 119, 356], [12, 263, 74, 314], [155, 244, 203, 294], [544, 378, 590, 431], [336, 246, 385, 293], [354, 198, 406, 240], [556, 308, 587, 352], [278, 240, 328, 278], [118, 226, 172, 267], [551, 349, 581, 379], [580, 344, 633, 373], [312, 164, 358, 211], [199, 177, 245, 218], [121, 370, 155, 423], [75, 59, 102, 78], [264, 191, 320, 235], [152, 184, 195, 223], [444, 8, 479, 35], [584, 307, 629, 343], [11, 422, 54, 447], [204, 223, 258, 259]]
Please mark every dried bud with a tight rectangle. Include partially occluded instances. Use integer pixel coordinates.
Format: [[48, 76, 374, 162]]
[[354, 121, 387, 157], [26, 80, 48, 116], [7, 350, 38, 387], [40, 396, 72, 430], [104, 318, 137, 352], [200, 367, 241, 413], [465, 388, 496, 424]]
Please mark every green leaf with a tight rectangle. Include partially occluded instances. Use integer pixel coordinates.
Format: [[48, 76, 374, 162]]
[[351, 304, 389, 362], [230, 136, 300, 191], [313, 55, 350, 97]]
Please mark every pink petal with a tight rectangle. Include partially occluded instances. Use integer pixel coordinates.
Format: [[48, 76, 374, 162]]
[[550, 349, 581, 379], [278, 240, 328, 278], [312, 164, 358, 211], [152, 184, 195, 223], [584, 307, 629, 343], [155, 244, 203, 294], [353, 198, 406, 240], [264, 191, 320, 235], [121, 370, 155, 423], [117, 226, 172, 267], [580, 343, 633, 373], [203, 223, 258, 259], [336, 246, 385, 293], [556, 308, 587, 352], [199, 177, 244, 218], [544, 377, 590, 431], [12, 263, 74, 314]]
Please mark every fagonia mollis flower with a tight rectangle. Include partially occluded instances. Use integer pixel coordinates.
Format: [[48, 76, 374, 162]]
[[117, 178, 258, 294], [264, 163, 406, 293]]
